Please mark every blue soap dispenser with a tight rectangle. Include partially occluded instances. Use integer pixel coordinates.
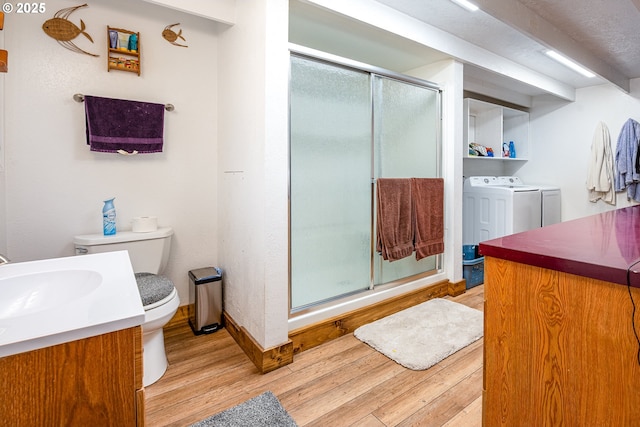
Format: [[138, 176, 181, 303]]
[[509, 141, 516, 158], [103, 198, 116, 236]]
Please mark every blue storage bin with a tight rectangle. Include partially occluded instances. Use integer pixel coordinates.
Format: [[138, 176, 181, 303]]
[[462, 244, 478, 260], [463, 257, 484, 288]]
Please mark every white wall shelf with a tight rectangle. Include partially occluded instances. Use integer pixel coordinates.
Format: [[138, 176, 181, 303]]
[[463, 98, 529, 161]]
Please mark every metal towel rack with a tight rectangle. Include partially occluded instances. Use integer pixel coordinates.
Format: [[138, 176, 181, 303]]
[[73, 93, 175, 111]]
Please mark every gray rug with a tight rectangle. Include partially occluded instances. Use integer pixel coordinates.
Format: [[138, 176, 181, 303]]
[[354, 298, 483, 370], [190, 391, 297, 427]]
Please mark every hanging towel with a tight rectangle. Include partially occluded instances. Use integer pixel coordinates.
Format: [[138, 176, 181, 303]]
[[586, 122, 615, 205], [614, 118, 640, 201], [84, 95, 165, 154], [412, 178, 444, 260], [376, 178, 414, 262]]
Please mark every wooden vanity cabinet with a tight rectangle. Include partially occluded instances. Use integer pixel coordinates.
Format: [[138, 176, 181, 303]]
[[481, 207, 640, 426], [0, 326, 144, 427], [483, 257, 640, 426]]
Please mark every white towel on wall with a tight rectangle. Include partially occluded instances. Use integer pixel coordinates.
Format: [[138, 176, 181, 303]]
[[587, 121, 615, 205]]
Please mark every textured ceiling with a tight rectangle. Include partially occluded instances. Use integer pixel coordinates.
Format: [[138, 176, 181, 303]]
[[518, 0, 640, 78], [290, 0, 640, 99], [375, 0, 640, 91]]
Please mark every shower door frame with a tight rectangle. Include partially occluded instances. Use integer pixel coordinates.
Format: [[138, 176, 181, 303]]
[[288, 44, 443, 315]]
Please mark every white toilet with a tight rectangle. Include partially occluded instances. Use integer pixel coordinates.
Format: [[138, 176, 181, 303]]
[[73, 227, 180, 387]]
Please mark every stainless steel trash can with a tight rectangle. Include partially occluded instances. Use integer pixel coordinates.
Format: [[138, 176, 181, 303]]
[[188, 266, 223, 335]]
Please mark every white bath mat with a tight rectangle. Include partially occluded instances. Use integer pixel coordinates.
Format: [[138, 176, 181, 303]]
[[353, 298, 483, 370]]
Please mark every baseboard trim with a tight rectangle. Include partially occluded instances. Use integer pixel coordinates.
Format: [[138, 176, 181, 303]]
[[289, 279, 460, 355], [166, 304, 295, 374], [449, 278, 466, 296], [223, 312, 294, 374], [166, 304, 190, 330]]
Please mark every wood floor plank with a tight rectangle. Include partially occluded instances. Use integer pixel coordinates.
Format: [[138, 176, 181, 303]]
[[287, 356, 408, 425], [396, 367, 483, 427], [145, 349, 251, 402], [266, 345, 385, 401], [147, 361, 290, 422], [304, 340, 483, 427], [288, 333, 368, 372], [145, 286, 485, 427], [372, 341, 483, 426], [303, 364, 442, 426], [443, 395, 483, 427], [349, 414, 386, 427]]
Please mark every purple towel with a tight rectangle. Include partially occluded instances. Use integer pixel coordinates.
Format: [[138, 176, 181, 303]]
[[85, 95, 165, 154]]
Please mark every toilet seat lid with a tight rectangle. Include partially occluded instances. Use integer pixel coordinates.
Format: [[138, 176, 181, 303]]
[[135, 272, 175, 306]]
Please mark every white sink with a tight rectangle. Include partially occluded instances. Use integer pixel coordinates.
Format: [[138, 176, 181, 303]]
[[0, 251, 145, 357], [0, 270, 103, 319]]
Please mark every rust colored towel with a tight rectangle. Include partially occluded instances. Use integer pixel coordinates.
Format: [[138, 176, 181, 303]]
[[412, 178, 444, 260], [376, 178, 414, 261]]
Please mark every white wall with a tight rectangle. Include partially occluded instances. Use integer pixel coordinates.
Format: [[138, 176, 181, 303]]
[[518, 79, 640, 221], [0, 21, 5, 256], [408, 60, 465, 283], [140, 0, 236, 24], [217, 0, 289, 348], [3, 0, 220, 305]]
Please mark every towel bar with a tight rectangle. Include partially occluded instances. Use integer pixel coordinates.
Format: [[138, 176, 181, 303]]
[[73, 93, 175, 112]]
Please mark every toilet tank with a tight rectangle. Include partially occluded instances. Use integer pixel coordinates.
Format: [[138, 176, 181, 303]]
[[74, 227, 173, 274]]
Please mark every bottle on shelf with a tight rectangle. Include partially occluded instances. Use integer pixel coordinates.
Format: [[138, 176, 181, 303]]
[[502, 142, 509, 158]]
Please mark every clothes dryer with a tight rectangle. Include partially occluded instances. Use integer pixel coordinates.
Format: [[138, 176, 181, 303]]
[[463, 176, 542, 245], [537, 184, 561, 226], [496, 177, 561, 227]]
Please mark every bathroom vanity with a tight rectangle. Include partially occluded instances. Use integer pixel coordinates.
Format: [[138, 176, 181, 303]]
[[0, 252, 145, 427], [480, 206, 640, 426], [0, 327, 144, 427]]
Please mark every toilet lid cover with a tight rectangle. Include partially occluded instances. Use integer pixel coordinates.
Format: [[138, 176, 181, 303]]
[[135, 272, 175, 306]]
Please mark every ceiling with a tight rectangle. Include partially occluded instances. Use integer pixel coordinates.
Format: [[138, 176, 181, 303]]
[[290, 0, 640, 100]]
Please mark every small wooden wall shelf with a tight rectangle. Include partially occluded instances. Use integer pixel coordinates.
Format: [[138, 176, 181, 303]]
[[0, 50, 7, 73], [0, 12, 6, 73], [107, 26, 140, 76]]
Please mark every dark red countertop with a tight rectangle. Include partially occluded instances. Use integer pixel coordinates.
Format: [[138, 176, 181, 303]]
[[479, 205, 640, 288]]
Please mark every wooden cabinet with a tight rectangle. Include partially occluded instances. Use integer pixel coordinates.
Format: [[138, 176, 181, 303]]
[[463, 98, 529, 160], [0, 326, 144, 427], [483, 257, 640, 426], [107, 26, 140, 75]]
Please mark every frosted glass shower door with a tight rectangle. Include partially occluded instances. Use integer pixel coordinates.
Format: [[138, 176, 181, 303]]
[[290, 55, 372, 310], [373, 76, 441, 285]]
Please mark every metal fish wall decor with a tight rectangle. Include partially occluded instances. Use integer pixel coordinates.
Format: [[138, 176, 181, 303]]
[[162, 23, 188, 48], [42, 3, 98, 57]]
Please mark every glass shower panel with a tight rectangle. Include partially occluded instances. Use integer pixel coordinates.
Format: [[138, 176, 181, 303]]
[[290, 56, 372, 310], [373, 76, 441, 285]]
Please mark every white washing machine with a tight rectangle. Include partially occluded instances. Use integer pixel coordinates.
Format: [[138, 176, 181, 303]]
[[463, 176, 542, 245]]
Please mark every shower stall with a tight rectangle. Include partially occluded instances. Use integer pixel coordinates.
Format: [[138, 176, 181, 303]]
[[289, 46, 442, 313]]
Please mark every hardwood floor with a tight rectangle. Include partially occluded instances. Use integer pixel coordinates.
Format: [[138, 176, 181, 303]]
[[145, 285, 484, 427]]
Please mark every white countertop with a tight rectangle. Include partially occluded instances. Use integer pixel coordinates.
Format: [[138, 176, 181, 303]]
[[0, 251, 145, 357]]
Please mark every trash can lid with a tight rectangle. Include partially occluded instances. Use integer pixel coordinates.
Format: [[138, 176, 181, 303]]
[[189, 266, 223, 284], [135, 272, 175, 306]]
